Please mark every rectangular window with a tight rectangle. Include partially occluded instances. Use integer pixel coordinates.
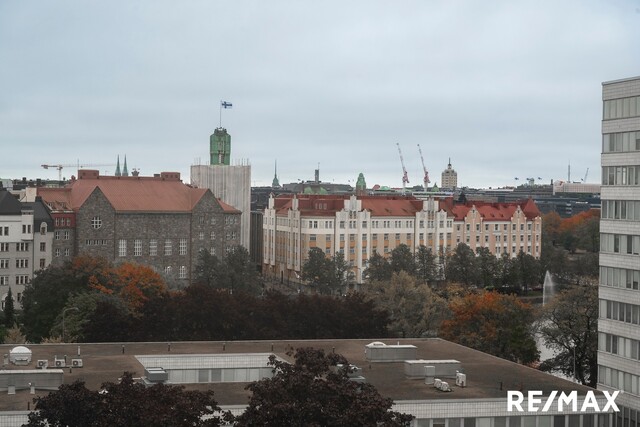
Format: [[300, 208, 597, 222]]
[[54, 231, 60, 240], [134, 239, 142, 256], [179, 265, 187, 279], [40, 242, 46, 251], [179, 238, 187, 256], [64, 231, 70, 240], [149, 239, 158, 256], [15, 275, 29, 285], [55, 248, 61, 257], [40, 258, 46, 268], [0, 259, 8, 269], [16, 259, 29, 268], [164, 239, 172, 256], [0, 276, 8, 285], [118, 240, 127, 257]]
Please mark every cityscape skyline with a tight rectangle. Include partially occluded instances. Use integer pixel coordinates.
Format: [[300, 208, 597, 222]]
[[2, 2, 640, 189]]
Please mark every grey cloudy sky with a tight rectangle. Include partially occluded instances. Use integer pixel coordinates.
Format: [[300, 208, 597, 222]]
[[1, 1, 640, 189]]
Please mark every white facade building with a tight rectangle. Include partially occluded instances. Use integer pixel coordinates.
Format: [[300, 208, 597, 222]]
[[598, 76, 640, 421]]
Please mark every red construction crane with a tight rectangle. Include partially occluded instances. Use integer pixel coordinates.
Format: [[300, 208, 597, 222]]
[[396, 143, 409, 194], [417, 144, 430, 191]]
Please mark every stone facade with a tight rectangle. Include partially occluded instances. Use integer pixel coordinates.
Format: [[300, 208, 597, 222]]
[[39, 171, 241, 286]]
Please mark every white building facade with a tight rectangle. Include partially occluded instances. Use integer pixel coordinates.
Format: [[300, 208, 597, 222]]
[[598, 76, 640, 421]]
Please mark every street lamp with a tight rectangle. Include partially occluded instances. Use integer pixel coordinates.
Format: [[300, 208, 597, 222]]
[[62, 307, 80, 343]]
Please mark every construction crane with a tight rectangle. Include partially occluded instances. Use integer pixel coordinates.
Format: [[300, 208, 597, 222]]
[[396, 143, 409, 194], [581, 168, 589, 183], [41, 162, 116, 180], [417, 144, 430, 191]]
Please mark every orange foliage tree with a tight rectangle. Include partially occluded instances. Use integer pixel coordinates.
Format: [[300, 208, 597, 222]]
[[90, 262, 168, 312], [440, 291, 539, 364]]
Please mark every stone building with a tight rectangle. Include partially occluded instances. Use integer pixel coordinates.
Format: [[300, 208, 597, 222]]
[[38, 170, 241, 286], [0, 190, 53, 309]]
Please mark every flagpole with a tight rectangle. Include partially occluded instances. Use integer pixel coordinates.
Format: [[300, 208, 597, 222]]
[[219, 100, 222, 128]]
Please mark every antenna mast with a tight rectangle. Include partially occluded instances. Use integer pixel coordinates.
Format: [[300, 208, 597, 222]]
[[396, 143, 410, 194]]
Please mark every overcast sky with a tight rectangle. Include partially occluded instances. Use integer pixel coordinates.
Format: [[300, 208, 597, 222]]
[[1, 1, 639, 190]]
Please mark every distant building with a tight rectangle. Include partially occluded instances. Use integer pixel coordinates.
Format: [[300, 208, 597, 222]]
[[37, 170, 241, 286], [598, 75, 640, 417], [281, 168, 353, 195], [262, 194, 541, 285], [191, 127, 251, 249], [441, 159, 458, 189], [0, 190, 53, 309]]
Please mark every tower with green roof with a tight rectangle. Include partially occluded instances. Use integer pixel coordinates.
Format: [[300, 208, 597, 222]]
[[210, 128, 231, 166]]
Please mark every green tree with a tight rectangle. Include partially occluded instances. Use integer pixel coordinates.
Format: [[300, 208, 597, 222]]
[[330, 251, 352, 295], [445, 243, 479, 286], [26, 372, 223, 426], [415, 245, 438, 284], [538, 282, 599, 386], [3, 288, 15, 328], [301, 247, 333, 294], [364, 252, 392, 282], [232, 348, 413, 426], [224, 245, 261, 294], [514, 250, 542, 294], [440, 291, 539, 364], [476, 247, 498, 288], [363, 271, 448, 338], [21, 257, 108, 342], [390, 244, 416, 275]]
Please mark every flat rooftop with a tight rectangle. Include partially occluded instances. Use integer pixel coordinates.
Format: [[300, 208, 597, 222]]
[[0, 338, 594, 411]]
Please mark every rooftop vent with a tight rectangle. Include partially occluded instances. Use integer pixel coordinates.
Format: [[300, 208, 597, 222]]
[[365, 342, 417, 362]]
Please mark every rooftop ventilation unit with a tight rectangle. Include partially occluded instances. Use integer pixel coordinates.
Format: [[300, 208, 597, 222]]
[[455, 372, 467, 387], [71, 359, 83, 368], [54, 358, 66, 368], [365, 342, 417, 362], [145, 367, 168, 383], [407, 359, 461, 378], [433, 378, 452, 392], [36, 360, 48, 369]]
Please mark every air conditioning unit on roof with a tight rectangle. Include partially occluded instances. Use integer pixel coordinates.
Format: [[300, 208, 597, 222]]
[[71, 359, 83, 368], [36, 360, 48, 369], [54, 359, 65, 368]]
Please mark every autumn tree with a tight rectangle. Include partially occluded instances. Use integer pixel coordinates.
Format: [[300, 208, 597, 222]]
[[538, 282, 598, 386], [232, 348, 413, 426], [440, 291, 539, 364], [26, 372, 223, 427], [363, 271, 448, 338], [90, 262, 168, 311]]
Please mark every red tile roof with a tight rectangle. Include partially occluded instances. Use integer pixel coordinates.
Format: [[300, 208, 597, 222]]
[[271, 194, 540, 221], [38, 171, 223, 213]]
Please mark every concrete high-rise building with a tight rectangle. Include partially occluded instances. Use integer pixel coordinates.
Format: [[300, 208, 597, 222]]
[[598, 76, 640, 419], [441, 158, 458, 189], [192, 127, 251, 249]]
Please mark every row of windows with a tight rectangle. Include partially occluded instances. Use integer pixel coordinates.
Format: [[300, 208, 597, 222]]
[[599, 332, 640, 361], [603, 131, 640, 153], [118, 239, 189, 257], [55, 217, 72, 227], [600, 233, 640, 255], [601, 200, 640, 221], [600, 266, 640, 290], [85, 239, 109, 246], [598, 364, 640, 396], [602, 166, 640, 186], [54, 231, 70, 240], [55, 248, 71, 257], [603, 95, 640, 120], [0, 275, 30, 285], [600, 299, 640, 325], [163, 265, 188, 279]]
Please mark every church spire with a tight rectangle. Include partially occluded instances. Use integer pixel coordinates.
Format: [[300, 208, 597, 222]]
[[115, 155, 121, 177], [123, 155, 129, 177], [272, 160, 280, 188]]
